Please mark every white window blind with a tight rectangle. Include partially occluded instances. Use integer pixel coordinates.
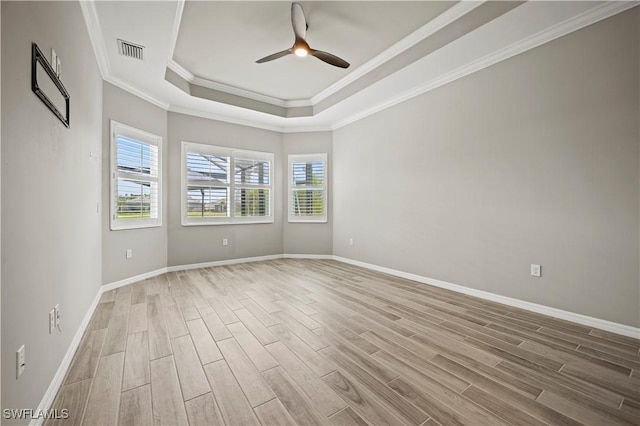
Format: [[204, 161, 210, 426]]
[[110, 121, 162, 230], [234, 157, 271, 218], [185, 149, 230, 219], [288, 153, 327, 223], [182, 142, 273, 225]]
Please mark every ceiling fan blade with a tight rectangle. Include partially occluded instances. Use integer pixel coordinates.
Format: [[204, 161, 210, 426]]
[[311, 50, 350, 69], [256, 49, 292, 63], [291, 2, 307, 41]]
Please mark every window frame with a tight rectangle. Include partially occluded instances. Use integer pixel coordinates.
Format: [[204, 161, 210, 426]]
[[181, 141, 274, 226], [110, 120, 163, 231], [288, 153, 328, 223]]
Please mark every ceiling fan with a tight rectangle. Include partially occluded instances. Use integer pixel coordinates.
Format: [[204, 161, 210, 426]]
[[256, 2, 350, 69]]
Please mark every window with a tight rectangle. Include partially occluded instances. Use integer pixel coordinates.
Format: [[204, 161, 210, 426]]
[[182, 142, 273, 225], [288, 153, 327, 223], [110, 121, 162, 230]]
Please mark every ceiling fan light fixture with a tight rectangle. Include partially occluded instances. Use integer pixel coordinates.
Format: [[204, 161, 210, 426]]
[[255, 2, 350, 68]]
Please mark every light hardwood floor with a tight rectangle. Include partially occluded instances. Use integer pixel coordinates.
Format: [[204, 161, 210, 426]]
[[46, 259, 640, 425]]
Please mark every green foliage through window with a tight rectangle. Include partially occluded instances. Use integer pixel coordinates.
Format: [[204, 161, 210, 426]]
[[288, 154, 327, 222], [183, 142, 273, 224]]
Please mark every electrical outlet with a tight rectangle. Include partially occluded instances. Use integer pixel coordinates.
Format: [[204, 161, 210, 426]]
[[49, 309, 56, 334], [54, 304, 61, 331], [16, 345, 26, 379], [222, 238, 228, 246], [126, 249, 133, 259], [349, 238, 354, 246], [531, 264, 541, 277]]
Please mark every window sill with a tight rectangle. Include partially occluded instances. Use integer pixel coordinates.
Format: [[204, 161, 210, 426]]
[[288, 218, 328, 224], [110, 222, 162, 231], [181, 219, 275, 226]]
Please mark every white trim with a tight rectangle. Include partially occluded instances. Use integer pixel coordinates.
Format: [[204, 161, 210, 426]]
[[332, 256, 640, 339], [169, 61, 313, 109], [32, 253, 285, 423], [311, 1, 484, 105], [180, 220, 275, 227], [167, 0, 186, 68], [167, 106, 331, 135], [332, 1, 639, 130], [34, 250, 639, 421], [80, 0, 638, 132], [80, 1, 170, 110], [168, 105, 285, 133], [167, 59, 195, 82], [99, 252, 639, 340], [192, 77, 307, 109], [283, 254, 333, 260], [79, 0, 110, 80], [283, 99, 313, 108], [166, 254, 283, 272], [166, 1, 482, 109], [288, 153, 328, 223], [181, 141, 274, 226], [106, 75, 170, 110], [101, 267, 169, 293], [281, 125, 333, 134], [110, 121, 163, 231], [30, 289, 104, 426]]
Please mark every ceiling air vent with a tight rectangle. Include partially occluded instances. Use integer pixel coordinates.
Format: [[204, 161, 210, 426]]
[[117, 39, 144, 60]]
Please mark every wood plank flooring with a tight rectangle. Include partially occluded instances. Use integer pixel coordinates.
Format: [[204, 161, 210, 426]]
[[46, 259, 640, 425]]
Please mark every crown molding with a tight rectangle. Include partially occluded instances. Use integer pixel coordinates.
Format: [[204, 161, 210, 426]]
[[168, 105, 332, 133], [79, 0, 111, 80], [168, 105, 285, 132], [310, 0, 484, 105], [283, 99, 314, 108], [82, 0, 637, 133], [168, 60, 313, 109], [165, 1, 483, 112], [168, 0, 185, 66], [281, 124, 332, 134], [332, 0, 639, 130], [165, 0, 307, 109], [80, 0, 169, 109], [192, 76, 293, 108], [167, 59, 195, 82], [107, 75, 170, 110]]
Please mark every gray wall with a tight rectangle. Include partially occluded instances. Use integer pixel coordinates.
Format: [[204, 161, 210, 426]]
[[102, 82, 168, 284], [333, 9, 640, 327], [283, 132, 333, 255], [1, 0, 103, 418], [167, 113, 284, 266]]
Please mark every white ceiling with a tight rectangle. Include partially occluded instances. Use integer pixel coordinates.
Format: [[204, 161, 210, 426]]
[[83, 1, 637, 132], [173, 1, 453, 100]]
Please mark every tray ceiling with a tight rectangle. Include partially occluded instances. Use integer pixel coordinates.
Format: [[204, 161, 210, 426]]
[[83, 0, 637, 132], [173, 1, 453, 101]]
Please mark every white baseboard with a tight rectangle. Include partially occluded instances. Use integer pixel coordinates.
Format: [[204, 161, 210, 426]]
[[107, 253, 638, 338], [333, 255, 640, 339], [30, 287, 105, 426], [102, 254, 287, 292], [102, 267, 169, 292], [34, 253, 285, 421], [36, 251, 638, 421], [283, 253, 334, 260], [166, 254, 284, 272]]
